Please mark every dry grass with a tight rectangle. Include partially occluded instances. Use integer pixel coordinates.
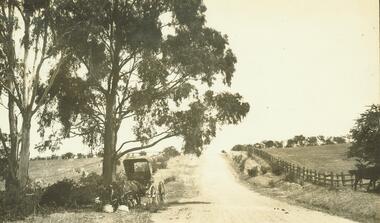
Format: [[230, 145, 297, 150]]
[[252, 181, 380, 223], [228, 152, 380, 223], [12, 210, 151, 223], [266, 144, 356, 173]]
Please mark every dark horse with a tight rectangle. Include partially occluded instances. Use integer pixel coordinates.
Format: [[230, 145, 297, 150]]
[[349, 166, 380, 191]]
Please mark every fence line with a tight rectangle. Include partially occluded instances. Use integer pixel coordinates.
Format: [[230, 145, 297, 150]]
[[252, 148, 368, 188]]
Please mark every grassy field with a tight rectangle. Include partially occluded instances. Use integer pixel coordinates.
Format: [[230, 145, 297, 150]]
[[265, 144, 356, 173]]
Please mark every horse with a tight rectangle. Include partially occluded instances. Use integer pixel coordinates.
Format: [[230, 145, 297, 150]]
[[349, 166, 380, 191]]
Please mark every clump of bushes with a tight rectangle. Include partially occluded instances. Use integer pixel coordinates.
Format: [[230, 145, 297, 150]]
[[39, 173, 105, 208], [231, 144, 252, 152], [0, 179, 45, 222], [39, 179, 76, 207]]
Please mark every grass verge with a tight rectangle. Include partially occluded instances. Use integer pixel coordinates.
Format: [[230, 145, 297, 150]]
[[227, 152, 380, 223]]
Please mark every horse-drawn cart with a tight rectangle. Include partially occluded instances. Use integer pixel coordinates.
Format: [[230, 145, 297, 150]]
[[121, 158, 166, 206]]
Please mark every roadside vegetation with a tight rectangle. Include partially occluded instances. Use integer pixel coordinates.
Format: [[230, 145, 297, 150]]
[[0, 147, 183, 222], [228, 143, 380, 223]]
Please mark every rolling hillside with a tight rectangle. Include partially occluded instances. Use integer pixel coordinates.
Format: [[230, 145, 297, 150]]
[[265, 144, 356, 173]]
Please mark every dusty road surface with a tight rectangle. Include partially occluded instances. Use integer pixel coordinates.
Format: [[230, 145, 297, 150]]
[[152, 149, 357, 223]]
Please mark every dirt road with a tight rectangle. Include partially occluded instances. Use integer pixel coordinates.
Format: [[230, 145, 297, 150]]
[[152, 150, 357, 223]]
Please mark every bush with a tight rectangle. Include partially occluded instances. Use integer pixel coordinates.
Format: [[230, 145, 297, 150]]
[[162, 146, 180, 158], [77, 172, 105, 205], [61, 152, 75, 159], [76, 153, 86, 159], [231, 144, 247, 151], [247, 167, 259, 177], [39, 179, 76, 207], [261, 166, 270, 175], [284, 172, 297, 183], [271, 163, 283, 176], [40, 174, 107, 208], [0, 181, 44, 222], [232, 154, 243, 164], [238, 159, 245, 172], [268, 180, 276, 188]]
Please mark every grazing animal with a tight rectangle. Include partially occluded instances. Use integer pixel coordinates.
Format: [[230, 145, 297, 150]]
[[349, 166, 380, 191]]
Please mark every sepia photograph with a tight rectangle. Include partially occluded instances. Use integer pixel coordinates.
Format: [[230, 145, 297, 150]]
[[0, 0, 379, 222]]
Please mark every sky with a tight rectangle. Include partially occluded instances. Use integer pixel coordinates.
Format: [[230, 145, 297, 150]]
[[1, 0, 378, 157], [203, 0, 379, 151]]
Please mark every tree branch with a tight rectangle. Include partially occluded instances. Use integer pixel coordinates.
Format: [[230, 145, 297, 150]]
[[116, 133, 178, 159], [32, 52, 67, 115], [0, 79, 23, 110]]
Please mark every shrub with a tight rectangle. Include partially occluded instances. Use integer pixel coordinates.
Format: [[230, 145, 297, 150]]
[[76, 172, 105, 205], [261, 166, 270, 175], [62, 152, 75, 159], [86, 153, 94, 158], [162, 146, 180, 158], [271, 163, 283, 176], [76, 153, 85, 159], [247, 167, 259, 177], [284, 172, 297, 183], [238, 159, 245, 172], [231, 144, 247, 151], [39, 179, 76, 207], [233, 154, 243, 164], [268, 180, 276, 188], [0, 180, 44, 222]]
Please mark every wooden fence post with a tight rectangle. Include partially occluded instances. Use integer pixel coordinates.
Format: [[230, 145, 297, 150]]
[[336, 173, 340, 187], [323, 173, 327, 186], [330, 172, 334, 187], [341, 172, 345, 187]]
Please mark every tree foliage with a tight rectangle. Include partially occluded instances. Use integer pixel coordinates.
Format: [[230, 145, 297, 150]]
[[42, 0, 250, 161], [349, 105, 380, 166]]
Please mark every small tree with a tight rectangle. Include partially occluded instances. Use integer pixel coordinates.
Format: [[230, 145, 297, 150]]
[[325, 137, 335, 145], [306, 136, 318, 146], [333, 136, 346, 144], [262, 140, 274, 148], [348, 105, 380, 166], [162, 146, 180, 158], [293, 135, 306, 147], [76, 153, 85, 159], [286, 139, 295, 148]]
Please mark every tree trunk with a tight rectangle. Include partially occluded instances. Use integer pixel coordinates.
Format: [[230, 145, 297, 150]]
[[17, 115, 31, 189], [103, 95, 117, 186], [5, 81, 19, 191]]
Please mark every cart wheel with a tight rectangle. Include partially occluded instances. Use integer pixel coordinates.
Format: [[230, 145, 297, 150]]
[[158, 181, 166, 204]]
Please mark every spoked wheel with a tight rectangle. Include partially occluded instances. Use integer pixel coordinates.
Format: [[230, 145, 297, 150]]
[[158, 181, 166, 204]]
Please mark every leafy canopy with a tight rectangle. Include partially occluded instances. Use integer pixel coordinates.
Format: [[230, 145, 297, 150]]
[[41, 0, 250, 156], [348, 105, 380, 166]]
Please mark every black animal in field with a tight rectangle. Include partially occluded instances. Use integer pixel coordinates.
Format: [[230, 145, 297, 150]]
[[349, 166, 380, 191]]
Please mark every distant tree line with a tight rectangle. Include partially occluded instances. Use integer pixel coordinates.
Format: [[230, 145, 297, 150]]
[[231, 135, 348, 151], [30, 152, 98, 161]]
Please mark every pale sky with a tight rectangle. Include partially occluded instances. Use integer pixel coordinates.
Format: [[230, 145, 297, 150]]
[[1, 0, 378, 157], [204, 0, 379, 151]]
